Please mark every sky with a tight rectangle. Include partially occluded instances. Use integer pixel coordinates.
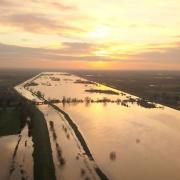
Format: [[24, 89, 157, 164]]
[[0, 0, 180, 70]]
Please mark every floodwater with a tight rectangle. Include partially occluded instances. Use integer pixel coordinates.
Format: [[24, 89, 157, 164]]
[[30, 72, 129, 101], [0, 135, 17, 180], [38, 105, 100, 180], [59, 103, 180, 180], [17, 72, 180, 180], [0, 119, 34, 180]]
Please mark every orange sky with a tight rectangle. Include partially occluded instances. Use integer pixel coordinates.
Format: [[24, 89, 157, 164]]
[[0, 0, 180, 70]]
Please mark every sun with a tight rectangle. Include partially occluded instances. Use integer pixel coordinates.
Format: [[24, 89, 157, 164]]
[[88, 26, 109, 39]]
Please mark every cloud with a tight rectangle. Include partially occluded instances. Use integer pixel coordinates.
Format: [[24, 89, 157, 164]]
[[0, 42, 180, 69], [0, 42, 109, 62], [0, 0, 15, 6], [28, 0, 76, 10], [0, 13, 81, 34], [0, 0, 75, 10], [60, 42, 95, 54], [0, 0, 81, 36], [46, 1, 76, 10], [129, 43, 180, 64]]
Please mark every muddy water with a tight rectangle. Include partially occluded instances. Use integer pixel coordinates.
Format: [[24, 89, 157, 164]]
[[0, 120, 33, 180]]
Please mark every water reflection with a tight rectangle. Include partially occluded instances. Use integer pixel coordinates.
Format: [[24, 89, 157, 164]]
[[59, 103, 180, 180], [56, 96, 160, 109]]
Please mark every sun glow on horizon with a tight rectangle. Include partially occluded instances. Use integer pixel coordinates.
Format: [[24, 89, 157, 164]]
[[89, 61, 109, 69]]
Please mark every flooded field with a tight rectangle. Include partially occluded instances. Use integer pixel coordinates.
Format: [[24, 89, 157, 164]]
[[15, 72, 180, 180], [0, 119, 33, 180]]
